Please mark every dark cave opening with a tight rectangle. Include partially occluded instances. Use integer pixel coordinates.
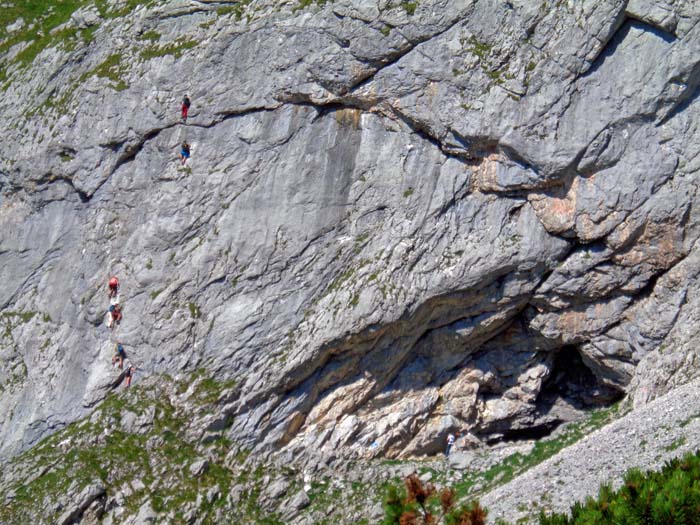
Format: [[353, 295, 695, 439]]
[[497, 420, 562, 442], [541, 346, 624, 409], [481, 346, 625, 444]]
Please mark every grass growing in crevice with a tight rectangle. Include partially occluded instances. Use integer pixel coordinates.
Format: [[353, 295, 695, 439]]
[[192, 375, 237, 405], [138, 30, 161, 42], [216, 0, 252, 20], [1, 310, 37, 324], [93, 53, 124, 81], [140, 38, 198, 60], [401, 2, 418, 15], [188, 302, 201, 319], [292, 0, 330, 13], [82, 52, 129, 91]]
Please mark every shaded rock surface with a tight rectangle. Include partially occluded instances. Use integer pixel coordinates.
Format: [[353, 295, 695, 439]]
[[1, 0, 700, 521], [57, 482, 105, 525]]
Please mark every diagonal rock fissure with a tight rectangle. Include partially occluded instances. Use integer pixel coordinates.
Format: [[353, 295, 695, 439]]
[[88, 105, 281, 200], [656, 59, 700, 126], [384, 104, 481, 164], [107, 125, 177, 176], [345, 13, 472, 94]]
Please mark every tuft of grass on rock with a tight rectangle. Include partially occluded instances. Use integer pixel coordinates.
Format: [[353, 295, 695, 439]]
[[401, 2, 418, 15], [140, 38, 198, 60], [188, 302, 201, 319], [138, 30, 161, 41], [91, 53, 129, 91], [293, 0, 329, 13]]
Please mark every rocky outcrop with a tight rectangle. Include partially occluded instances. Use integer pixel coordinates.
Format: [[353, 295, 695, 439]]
[[57, 482, 106, 525], [1, 0, 700, 485]]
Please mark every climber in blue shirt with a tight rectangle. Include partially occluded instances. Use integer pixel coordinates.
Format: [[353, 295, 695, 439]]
[[179, 142, 191, 165], [112, 343, 126, 369]]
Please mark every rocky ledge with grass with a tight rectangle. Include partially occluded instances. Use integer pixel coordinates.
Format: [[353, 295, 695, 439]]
[[2, 0, 700, 524]]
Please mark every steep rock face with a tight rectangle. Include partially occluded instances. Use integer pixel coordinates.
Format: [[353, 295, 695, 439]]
[[1, 0, 700, 465]]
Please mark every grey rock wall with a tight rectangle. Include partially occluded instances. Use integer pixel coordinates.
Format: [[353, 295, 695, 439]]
[[1, 0, 700, 467]]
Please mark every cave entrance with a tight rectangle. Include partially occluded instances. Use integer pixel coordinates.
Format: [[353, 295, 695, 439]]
[[541, 345, 624, 410], [493, 346, 625, 444]]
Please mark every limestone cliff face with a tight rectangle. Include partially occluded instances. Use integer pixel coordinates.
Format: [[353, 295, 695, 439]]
[[1, 0, 700, 466]]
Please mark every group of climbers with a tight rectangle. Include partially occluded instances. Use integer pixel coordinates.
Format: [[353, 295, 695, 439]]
[[100, 95, 192, 387], [179, 94, 192, 166], [106, 276, 136, 388], [107, 277, 122, 329]]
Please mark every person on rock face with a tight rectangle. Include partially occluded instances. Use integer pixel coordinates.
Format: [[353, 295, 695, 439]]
[[108, 303, 122, 329], [112, 343, 126, 369], [123, 361, 136, 388], [179, 141, 191, 165], [181, 94, 191, 122], [108, 276, 119, 298], [445, 432, 456, 457]]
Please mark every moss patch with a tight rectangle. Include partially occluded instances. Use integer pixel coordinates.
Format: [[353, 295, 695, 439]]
[[140, 38, 198, 60], [90, 53, 129, 91], [401, 2, 418, 15]]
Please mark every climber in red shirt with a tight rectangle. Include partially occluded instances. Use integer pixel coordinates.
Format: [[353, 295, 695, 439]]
[[108, 276, 119, 298], [181, 94, 191, 122]]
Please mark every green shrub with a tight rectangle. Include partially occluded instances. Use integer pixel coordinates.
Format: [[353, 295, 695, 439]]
[[384, 451, 700, 525], [538, 451, 700, 525], [382, 474, 487, 525]]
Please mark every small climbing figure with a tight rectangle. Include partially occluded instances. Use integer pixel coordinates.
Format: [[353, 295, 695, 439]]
[[108, 276, 120, 298], [181, 94, 191, 122], [112, 342, 126, 369], [107, 303, 123, 329], [179, 141, 191, 165], [123, 361, 136, 388], [445, 432, 456, 457]]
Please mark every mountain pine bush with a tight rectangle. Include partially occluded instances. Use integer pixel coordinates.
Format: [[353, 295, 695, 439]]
[[538, 451, 700, 525], [382, 474, 487, 525], [384, 451, 700, 525]]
